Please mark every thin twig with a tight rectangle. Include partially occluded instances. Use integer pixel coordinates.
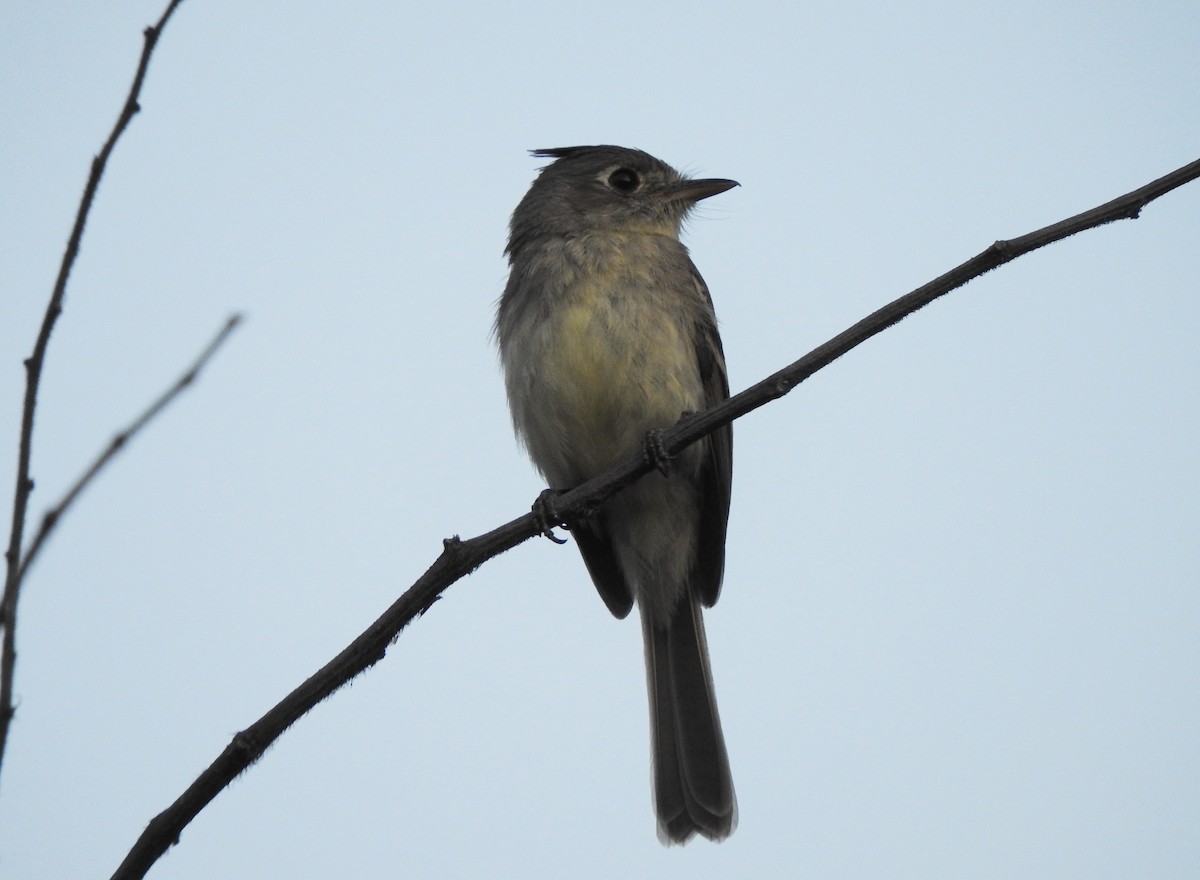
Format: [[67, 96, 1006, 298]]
[[17, 315, 242, 585], [0, 0, 187, 770], [110, 155, 1200, 880]]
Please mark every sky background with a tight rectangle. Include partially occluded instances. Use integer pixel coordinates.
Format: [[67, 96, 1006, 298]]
[[1, 2, 1198, 878]]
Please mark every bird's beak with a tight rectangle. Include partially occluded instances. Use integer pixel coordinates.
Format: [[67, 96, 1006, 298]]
[[660, 178, 740, 204]]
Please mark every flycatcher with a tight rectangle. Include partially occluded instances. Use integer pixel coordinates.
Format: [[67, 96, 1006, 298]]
[[495, 145, 737, 843]]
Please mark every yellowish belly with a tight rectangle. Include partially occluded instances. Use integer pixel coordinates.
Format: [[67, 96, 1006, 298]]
[[531, 292, 702, 476]]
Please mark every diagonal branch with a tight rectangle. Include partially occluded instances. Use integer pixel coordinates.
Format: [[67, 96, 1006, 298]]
[[110, 155, 1200, 880], [0, 0, 188, 771], [677, 156, 1200, 448], [16, 315, 242, 586]]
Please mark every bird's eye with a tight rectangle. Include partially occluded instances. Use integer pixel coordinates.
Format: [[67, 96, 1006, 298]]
[[607, 168, 640, 193]]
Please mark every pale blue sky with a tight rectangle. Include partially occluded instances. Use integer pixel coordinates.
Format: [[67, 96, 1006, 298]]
[[2, 2, 1198, 878]]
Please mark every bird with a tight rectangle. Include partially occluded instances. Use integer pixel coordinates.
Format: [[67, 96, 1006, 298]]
[[494, 145, 737, 843]]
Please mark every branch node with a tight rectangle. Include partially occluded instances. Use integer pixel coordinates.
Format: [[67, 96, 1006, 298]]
[[440, 537, 473, 571], [230, 730, 264, 762]]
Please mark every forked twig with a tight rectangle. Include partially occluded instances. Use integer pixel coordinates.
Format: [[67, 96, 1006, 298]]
[[0, 0, 188, 768], [17, 315, 242, 585]]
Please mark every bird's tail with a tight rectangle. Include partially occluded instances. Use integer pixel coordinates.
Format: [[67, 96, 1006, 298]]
[[642, 593, 736, 843]]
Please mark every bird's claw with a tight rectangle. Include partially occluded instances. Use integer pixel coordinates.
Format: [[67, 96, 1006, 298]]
[[643, 428, 673, 477], [533, 489, 568, 544]]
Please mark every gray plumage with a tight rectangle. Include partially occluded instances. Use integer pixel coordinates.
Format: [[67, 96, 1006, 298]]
[[495, 145, 738, 843]]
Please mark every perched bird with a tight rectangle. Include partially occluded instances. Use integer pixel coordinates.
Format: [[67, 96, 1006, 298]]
[[495, 145, 737, 843]]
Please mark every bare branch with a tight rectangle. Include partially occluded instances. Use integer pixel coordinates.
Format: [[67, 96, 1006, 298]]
[[676, 156, 1200, 449], [17, 315, 242, 585], [0, 0, 188, 770], [110, 155, 1200, 880]]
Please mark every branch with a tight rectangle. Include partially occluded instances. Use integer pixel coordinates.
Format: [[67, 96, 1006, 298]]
[[0, 0, 188, 770], [16, 315, 242, 585], [680, 156, 1200, 448], [110, 155, 1200, 880]]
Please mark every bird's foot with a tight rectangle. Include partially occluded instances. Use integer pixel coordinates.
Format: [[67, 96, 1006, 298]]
[[643, 427, 674, 477], [532, 489, 568, 544]]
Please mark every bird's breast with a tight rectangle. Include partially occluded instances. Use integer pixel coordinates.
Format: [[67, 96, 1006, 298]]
[[504, 248, 705, 486]]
